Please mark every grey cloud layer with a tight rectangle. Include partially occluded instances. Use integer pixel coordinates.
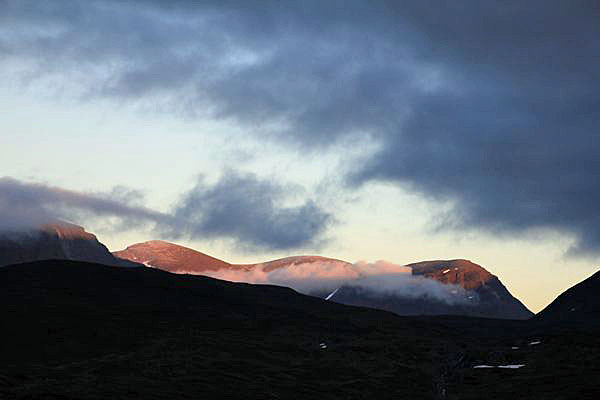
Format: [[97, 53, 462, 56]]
[[0, 176, 329, 250], [168, 171, 332, 250], [2, 1, 600, 255]]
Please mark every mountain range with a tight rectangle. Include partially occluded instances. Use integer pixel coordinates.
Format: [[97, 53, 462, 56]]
[[114, 240, 533, 319], [0, 224, 534, 320]]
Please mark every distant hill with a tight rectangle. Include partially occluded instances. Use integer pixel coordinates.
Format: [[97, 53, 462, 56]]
[[0, 222, 140, 268], [114, 241, 352, 276], [113, 240, 232, 272], [412, 260, 533, 320], [238, 255, 354, 273], [330, 260, 533, 320]]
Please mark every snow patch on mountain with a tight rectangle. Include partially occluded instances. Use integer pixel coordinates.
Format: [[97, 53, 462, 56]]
[[325, 287, 339, 300]]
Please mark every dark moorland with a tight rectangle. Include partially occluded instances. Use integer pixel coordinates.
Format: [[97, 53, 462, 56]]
[[1, 260, 599, 399]]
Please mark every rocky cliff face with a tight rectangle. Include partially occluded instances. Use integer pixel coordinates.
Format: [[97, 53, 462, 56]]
[[0, 222, 139, 268]]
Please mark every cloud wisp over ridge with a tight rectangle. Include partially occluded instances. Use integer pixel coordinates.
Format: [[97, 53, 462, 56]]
[[0, 175, 330, 251], [0, 177, 171, 232], [2, 1, 600, 256], [174, 259, 472, 305]]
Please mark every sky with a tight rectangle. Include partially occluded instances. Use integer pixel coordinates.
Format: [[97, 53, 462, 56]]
[[1, 0, 600, 312]]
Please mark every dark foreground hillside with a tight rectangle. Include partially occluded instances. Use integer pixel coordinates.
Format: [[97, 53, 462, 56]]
[[533, 270, 600, 328], [1, 260, 599, 399]]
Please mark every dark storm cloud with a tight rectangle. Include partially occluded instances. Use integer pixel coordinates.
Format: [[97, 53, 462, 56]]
[[350, 2, 600, 257], [2, 1, 600, 255], [168, 171, 332, 250], [0, 0, 419, 144], [0, 176, 329, 250]]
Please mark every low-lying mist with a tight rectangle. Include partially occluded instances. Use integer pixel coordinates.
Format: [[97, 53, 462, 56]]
[[174, 259, 476, 305]]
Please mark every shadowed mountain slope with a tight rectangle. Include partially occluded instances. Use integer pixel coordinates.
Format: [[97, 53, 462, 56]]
[[0, 222, 140, 268], [533, 269, 600, 327]]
